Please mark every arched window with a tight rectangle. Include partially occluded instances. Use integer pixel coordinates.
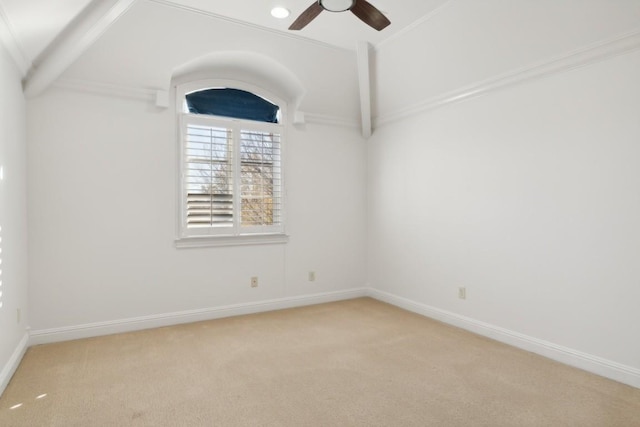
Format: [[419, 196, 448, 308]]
[[176, 81, 286, 246], [185, 88, 280, 123]]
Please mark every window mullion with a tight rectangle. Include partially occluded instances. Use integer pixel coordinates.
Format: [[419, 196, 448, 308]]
[[232, 124, 241, 234], [208, 127, 215, 227]]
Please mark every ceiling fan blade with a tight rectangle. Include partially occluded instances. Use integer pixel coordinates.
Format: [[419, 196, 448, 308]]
[[350, 0, 390, 31], [289, 2, 324, 30]]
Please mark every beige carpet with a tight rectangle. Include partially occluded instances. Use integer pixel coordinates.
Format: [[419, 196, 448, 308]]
[[1, 298, 639, 426]]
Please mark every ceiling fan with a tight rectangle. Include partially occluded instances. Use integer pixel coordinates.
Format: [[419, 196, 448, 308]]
[[289, 0, 391, 31]]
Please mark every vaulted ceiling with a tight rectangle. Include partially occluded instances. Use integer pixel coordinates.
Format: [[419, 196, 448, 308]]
[[1, 0, 639, 104], [1, 0, 447, 64], [0, 0, 456, 99]]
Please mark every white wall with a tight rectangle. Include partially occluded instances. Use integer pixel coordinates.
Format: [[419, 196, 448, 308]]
[[25, 0, 367, 335], [0, 41, 29, 393], [21, 0, 640, 389], [27, 88, 366, 333], [368, 49, 640, 374], [61, 0, 361, 121]]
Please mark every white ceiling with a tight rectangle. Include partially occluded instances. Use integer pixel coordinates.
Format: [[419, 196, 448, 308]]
[[161, 0, 450, 51], [1, 0, 93, 61], [2, 0, 639, 101], [1, 0, 449, 65]]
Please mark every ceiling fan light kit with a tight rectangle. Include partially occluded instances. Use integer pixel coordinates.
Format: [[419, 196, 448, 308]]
[[288, 0, 390, 32], [320, 0, 356, 12]]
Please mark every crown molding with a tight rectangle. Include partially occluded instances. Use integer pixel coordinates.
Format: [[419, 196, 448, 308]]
[[0, 0, 31, 76], [373, 0, 454, 52], [304, 112, 359, 128], [52, 78, 360, 129], [375, 29, 640, 128], [148, 0, 351, 54], [53, 78, 157, 101]]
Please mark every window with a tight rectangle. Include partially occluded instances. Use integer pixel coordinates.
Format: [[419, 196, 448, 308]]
[[0, 224, 3, 309], [0, 166, 3, 308], [176, 84, 287, 247]]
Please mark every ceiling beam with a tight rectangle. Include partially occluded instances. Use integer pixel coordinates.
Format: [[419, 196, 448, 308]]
[[0, 1, 30, 76], [356, 41, 372, 138], [23, 0, 137, 98]]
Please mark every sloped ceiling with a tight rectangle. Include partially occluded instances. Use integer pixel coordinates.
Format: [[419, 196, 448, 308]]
[[159, 0, 450, 50], [1, 0, 639, 106], [0, 0, 92, 61], [0, 0, 451, 98], [1, 0, 448, 66]]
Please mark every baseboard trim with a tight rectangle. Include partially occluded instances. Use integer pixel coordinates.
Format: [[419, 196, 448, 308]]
[[367, 288, 640, 389], [29, 288, 368, 346], [0, 332, 29, 397]]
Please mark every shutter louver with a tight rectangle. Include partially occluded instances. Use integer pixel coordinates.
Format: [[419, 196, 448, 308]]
[[185, 124, 234, 228]]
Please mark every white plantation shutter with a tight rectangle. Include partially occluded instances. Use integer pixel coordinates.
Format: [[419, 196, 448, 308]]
[[180, 115, 284, 237], [240, 130, 282, 228], [184, 123, 234, 229], [0, 225, 3, 308]]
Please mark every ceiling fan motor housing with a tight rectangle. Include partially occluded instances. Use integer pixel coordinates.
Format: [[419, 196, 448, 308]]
[[319, 0, 356, 13], [290, 0, 389, 32]]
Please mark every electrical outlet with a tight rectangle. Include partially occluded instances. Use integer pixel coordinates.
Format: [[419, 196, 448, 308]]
[[458, 287, 466, 300], [308, 271, 316, 282], [251, 277, 258, 288]]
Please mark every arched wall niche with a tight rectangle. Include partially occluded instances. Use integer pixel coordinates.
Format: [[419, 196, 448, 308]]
[[170, 51, 306, 121]]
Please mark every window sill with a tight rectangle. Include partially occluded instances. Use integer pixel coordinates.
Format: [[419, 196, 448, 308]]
[[175, 233, 289, 249]]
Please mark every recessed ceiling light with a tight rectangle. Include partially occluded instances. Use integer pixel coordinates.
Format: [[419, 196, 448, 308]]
[[271, 7, 290, 19]]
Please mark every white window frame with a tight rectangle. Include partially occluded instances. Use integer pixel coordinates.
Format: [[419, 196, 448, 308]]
[[175, 80, 288, 248]]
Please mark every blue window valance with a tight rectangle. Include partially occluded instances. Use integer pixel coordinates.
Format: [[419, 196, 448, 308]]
[[185, 88, 280, 123]]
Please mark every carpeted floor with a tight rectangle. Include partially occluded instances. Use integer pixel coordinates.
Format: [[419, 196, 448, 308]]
[[1, 298, 639, 426]]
